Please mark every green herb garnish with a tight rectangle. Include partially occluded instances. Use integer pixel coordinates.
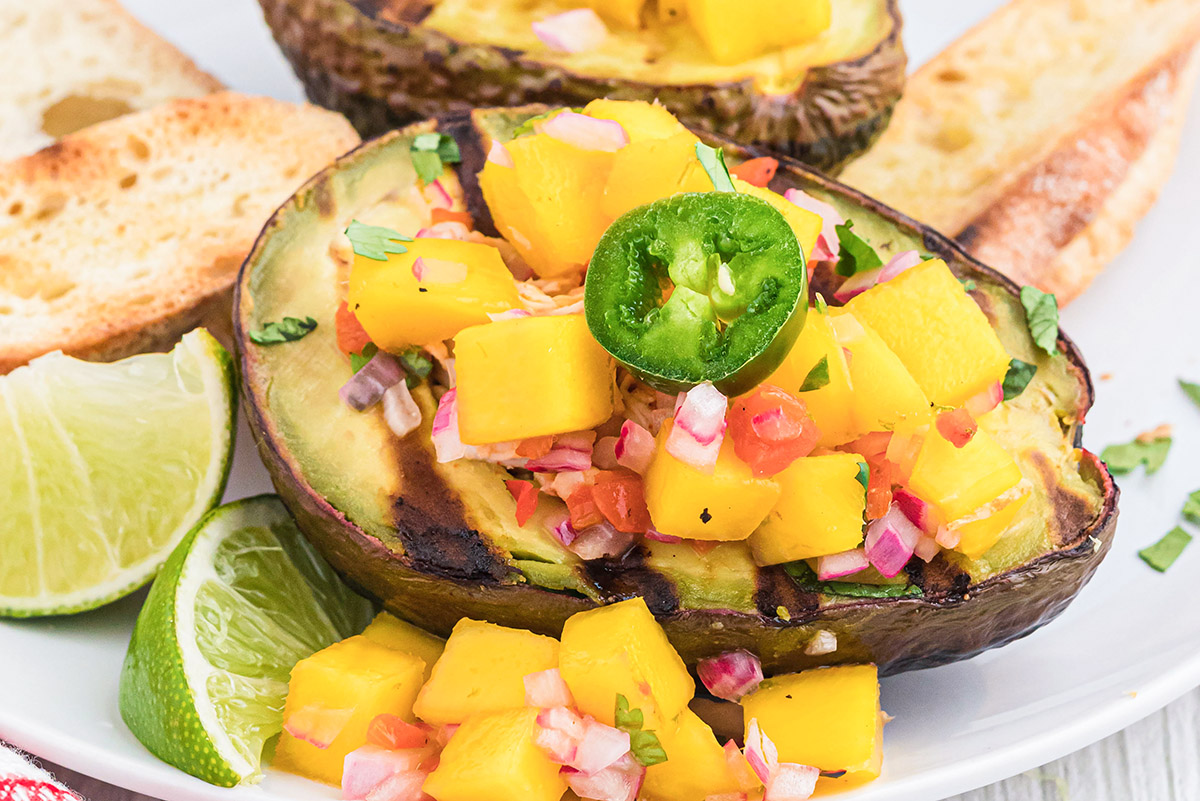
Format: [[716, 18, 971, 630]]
[[695, 142, 735, 193], [854, 461, 870, 491], [1101, 433, 1172, 475], [614, 695, 667, 766], [834, 220, 882, 277], [400, 348, 434, 388], [1183, 489, 1200, 525], [345, 220, 413, 261], [1019, 286, 1060, 356], [410, 132, 462, 184], [350, 342, 379, 373], [798, 356, 830, 392], [959, 278, 977, 291], [1002, 358, 1037, 401], [1138, 526, 1193, 572], [783, 561, 922, 598], [814, 293, 828, 314], [249, 316, 317, 346], [1180, 379, 1200, 410]]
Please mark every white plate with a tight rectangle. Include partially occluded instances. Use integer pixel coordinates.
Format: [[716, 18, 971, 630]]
[[3, 1, 1199, 800]]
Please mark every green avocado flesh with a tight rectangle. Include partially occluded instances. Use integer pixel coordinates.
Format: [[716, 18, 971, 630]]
[[237, 108, 1116, 675]]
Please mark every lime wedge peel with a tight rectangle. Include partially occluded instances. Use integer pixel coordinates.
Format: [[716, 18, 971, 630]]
[[0, 329, 235, 617], [120, 495, 374, 787]]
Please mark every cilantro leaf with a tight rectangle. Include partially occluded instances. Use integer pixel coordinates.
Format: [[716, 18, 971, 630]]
[[834, 220, 882, 277], [410, 132, 462, 184], [1019, 286, 1060, 356], [629, 730, 668, 767], [249, 316, 317, 346], [1101, 435, 1172, 475], [782, 561, 921, 598], [854, 461, 869, 491], [614, 694, 643, 730], [400, 348, 433, 382], [959, 278, 977, 291], [345, 220, 413, 261], [1002, 358, 1037, 400], [814, 293, 828, 314], [1138, 526, 1192, 572], [1180, 379, 1200, 410], [350, 342, 379, 373], [695, 142, 735, 193], [1183, 489, 1200, 525], [798, 356, 830, 392]]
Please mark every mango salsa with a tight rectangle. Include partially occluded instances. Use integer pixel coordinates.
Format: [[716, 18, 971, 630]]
[[642, 709, 742, 801], [601, 133, 711, 221], [764, 309, 858, 446], [273, 636, 426, 785], [422, 708, 566, 801], [908, 425, 1024, 525], [347, 238, 519, 349], [686, 0, 833, 64], [742, 665, 883, 783], [413, 618, 559, 726], [584, 98, 692, 142], [454, 314, 616, 444], [952, 492, 1030, 559], [733, 178, 822, 260], [644, 420, 782, 541], [559, 597, 693, 729], [830, 310, 931, 433], [844, 259, 1011, 407], [750, 452, 867, 564], [361, 611, 445, 682]]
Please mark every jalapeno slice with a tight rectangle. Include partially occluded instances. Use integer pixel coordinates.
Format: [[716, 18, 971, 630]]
[[584, 192, 808, 396]]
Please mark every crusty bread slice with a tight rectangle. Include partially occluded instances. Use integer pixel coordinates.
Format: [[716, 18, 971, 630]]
[[0, 92, 360, 373], [0, 0, 224, 161], [840, 0, 1200, 303]]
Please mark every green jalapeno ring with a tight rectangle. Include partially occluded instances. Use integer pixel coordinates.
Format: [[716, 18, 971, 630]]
[[584, 192, 808, 396]]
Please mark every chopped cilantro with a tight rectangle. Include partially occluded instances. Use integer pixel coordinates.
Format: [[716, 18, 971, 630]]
[[1138, 526, 1192, 572], [1183, 489, 1200, 525], [783, 561, 922, 598], [1019, 286, 1060, 356], [798, 356, 830, 392], [350, 342, 379, 373], [814, 292, 828, 314], [249, 316, 317, 346], [694, 142, 735, 193], [400, 348, 433, 382], [959, 278, 977, 292], [834, 220, 882, 277], [1101, 434, 1172, 475], [1180, 379, 1200, 410], [1002, 358, 1037, 400], [614, 695, 667, 767], [854, 461, 869, 491], [345, 220, 412, 261], [410, 132, 462, 184]]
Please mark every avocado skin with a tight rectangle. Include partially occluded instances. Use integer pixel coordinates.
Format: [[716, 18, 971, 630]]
[[255, 0, 906, 175], [235, 111, 1118, 676]]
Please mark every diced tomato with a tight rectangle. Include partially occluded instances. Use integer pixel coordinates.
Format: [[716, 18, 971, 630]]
[[565, 485, 605, 530], [505, 479, 540, 527], [516, 435, 555, 459], [366, 714, 429, 750], [730, 157, 779, 188], [430, 208, 474, 227], [845, 432, 899, 520], [936, 408, 978, 448], [336, 301, 373, 357], [727, 384, 821, 477], [591, 469, 653, 534]]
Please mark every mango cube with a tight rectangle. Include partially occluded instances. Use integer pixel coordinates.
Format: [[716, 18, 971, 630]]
[[584, 99, 692, 142], [830, 310, 931, 433], [733, 179, 822, 260], [686, 0, 832, 64], [413, 619, 559, 726], [764, 310, 858, 446], [362, 612, 445, 682], [845, 259, 1011, 407], [644, 420, 782, 541], [272, 636, 426, 786], [908, 425, 1024, 524], [559, 597, 693, 729], [642, 709, 742, 801], [750, 453, 867, 565], [422, 708, 566, 801], [951, 492, 1029, 559], [454, 314, 615, 444], [601, 133, 710, 221], [582, 0, 647, 29], [347, 238, 519, 349], [742, 665, 882, 783]]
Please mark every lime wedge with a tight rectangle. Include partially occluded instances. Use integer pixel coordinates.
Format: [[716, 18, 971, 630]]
[[120, 495, 374, 786], [0, 329, 235, 617]]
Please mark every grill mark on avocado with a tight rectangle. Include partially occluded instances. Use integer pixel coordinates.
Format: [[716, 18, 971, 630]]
[[313, 180, 337, 219], [1029, 449, 1098, 547], [582, 548, 679, 615], [756, 566, 820, 620], [437, 114, 497, 237], [905, 554, 969, 600]]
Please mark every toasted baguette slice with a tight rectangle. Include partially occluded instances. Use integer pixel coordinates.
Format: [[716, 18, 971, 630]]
[[0, 92, 360, 373], [840, 0, 1200, 303], [0, 0, 224, 161]]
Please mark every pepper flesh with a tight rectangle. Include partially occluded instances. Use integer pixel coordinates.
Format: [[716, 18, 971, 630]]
[[584, 192, 807, 395]]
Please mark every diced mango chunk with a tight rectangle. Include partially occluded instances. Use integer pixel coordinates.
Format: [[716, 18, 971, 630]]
[[951, 492, 1029, 559], [750, 452, 867, 565], [362, 612, 445, 682], [273, 636, 426, 786], [601, 132, 710, 221], [764, 310, 858, 446], [581, 0, 647, 29], [733, 179, 822, 260], [584, 99, 692, 142], [454, 315, 615, 444], [830, 310, 931, 432], [908, 425, 1024, 524], [742, 665, 882, 783], [844, 259, 1011, 407], [686, 0, 832, 64], [347, 239, 520, 349], [644, 420, 782, 541], [422, 708, 566, 801], [642, 709, 742, 801], [413, 619, 559, 726], [559, 597, 693, 729]]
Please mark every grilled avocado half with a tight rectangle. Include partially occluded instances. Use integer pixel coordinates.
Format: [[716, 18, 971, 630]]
[[256, 0, 906, 174], [235, 107, 1118, 676]]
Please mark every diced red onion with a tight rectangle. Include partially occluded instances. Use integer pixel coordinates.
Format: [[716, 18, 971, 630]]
[[382, 382, 422, 439], [525, 668, 575, 709], [541, 110, 629, 153], [341, 746, 426, 800], [878, 249, 923, 282], [864, 503, 923, 578], [832, 267, 883, 303], [615, 420, 655, 474], [697, 650, 763, 702], [593, 436, 621, 469], [532, 9, 609, 54], [431, 389, 477, 463], [913, 535, 941, 563], [893, 488, 938, 534], [487, 309, 533, 322], [423, 179, 453, 209], [572, 720, 631, 775], [488, 140, 515, 167], [816, 548, 869, 580], [783, 189, 843, 262], [804, 630, 837, 656], [964, 381, 1004, 417], [644, 527, 682, 544], [550, 516, 578, 547], [743, 718, 778, 785], [416, 221, 471, 240], [527, 444, 594, 473], [363, 770, 429, 801], [535, 706, 586, 765], [570, 521, 636, 561], [563, 752, 644, 801], [667, 382, 728, 472], [340, 351, 405, 412], [411, 256, 468, 284], [764, 763, 820, 801]]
